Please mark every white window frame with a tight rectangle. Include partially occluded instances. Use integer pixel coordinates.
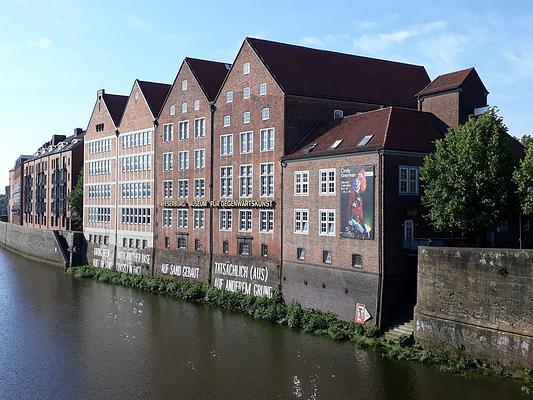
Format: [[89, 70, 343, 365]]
[[178, 179, 189, 198], [239, 209, 252, 232], [178, 120, 189, 140], [194, 148, 205, 169], [177, 209, 188, 228], [181, 102, 188, 113], [194, 178, 205, 198], [163, 123, 173, 142], [294, 209, 309, 234], [243, 111, 250, 124], [319, 209, 336, 236], [163, 152, 173, 171], [162, 208, 173, 228], [220, 134, 233, 156], [260, 162, 274, 197], [294, 171, 309, 196], [219, 210, 232, 231], [319, 168, 336, 195], [220, 166, 233, 198], [404, 219, 414, 241], [399, 166, 419, 195], [240, 131, 253, 154], [169, 105, 176, 116], [226, 91, 233, 103], [259, 82, 267, 96], [243, 87, 250, 99], [181, 80, 187, 91], [193, 209, 205, 229], [194, 99, 200, 110], [261, 107, 270, 121], [194, 117, 205, 138], [223, 115, 231, 127], [178, 151, 189, 170], [243, 62, 250, 75], [239, 164, 253, 198], [163, 180, 173, 199], [259, 210, 274, 233], [260, 128, 274, 152]]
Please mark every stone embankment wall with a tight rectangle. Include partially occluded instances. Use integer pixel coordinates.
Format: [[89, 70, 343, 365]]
[[0, 222, 86, 268], [415, 246, 532, 368]]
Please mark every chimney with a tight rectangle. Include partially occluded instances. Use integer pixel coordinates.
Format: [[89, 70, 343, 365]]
[[51, 134, 67, 145], [97, 89, 105, 101], [73, 128, 84, 136]]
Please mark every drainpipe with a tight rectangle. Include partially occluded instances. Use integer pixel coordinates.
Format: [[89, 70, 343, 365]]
[[151, 120, 158, 276], [208, 102, 216, 285], [280, 160, 286, 292], [113, 129, 120, 270], [376, 150, 384, 329]]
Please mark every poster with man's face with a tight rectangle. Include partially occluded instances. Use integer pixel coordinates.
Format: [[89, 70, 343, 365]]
[[340, 165, 374, 240]]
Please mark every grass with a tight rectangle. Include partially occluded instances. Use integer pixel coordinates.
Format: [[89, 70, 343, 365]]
[[67, 265, 532, 395]]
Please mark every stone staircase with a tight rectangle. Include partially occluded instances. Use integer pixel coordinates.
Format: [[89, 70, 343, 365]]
[[384, 320, 415, 342]]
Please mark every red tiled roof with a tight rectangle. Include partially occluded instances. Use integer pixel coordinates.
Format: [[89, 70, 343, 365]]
[[246, 37, 430, 108], [284, 107, 448, 160], [137, 80, 172, 118], [186, 57, 231, 102], [417, 68, 479, 97], [103, 93, 128, 127]]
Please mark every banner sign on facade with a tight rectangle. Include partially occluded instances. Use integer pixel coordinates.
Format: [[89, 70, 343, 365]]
[[340, 165, 375, 240], [355, 303, 372, 324]]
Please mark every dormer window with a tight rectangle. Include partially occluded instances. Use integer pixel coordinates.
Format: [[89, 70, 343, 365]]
[[334, 109, 344, 119], [243, 62, 250, 75], [330, 139, 343, 149]]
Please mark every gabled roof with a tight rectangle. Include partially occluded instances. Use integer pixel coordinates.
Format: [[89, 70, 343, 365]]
[[186, 57, 231, 102], [284, 107, 448, 160], [137, 80, 172, 118], [416, 67, 488, 97], [245, 37, 430, 109], [102, 93, 128, 127]]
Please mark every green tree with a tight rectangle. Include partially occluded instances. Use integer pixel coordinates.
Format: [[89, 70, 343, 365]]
[[513, 144, 533, 214], [67, 171, 83, 226], [420, 108, 518, 241], [520, 134, 533, 148]]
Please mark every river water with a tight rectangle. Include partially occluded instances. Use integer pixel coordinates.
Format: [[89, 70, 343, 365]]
[[0, 248, 527, 400]]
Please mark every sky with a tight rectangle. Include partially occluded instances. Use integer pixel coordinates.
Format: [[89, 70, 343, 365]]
[[1, 0, 533, 190]]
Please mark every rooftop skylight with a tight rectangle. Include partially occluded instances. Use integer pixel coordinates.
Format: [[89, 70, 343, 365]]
[[357, 134, 374, 147]]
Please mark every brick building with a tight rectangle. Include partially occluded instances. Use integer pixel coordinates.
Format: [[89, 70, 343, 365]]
[[153, 58, 230, 283], [8, 155, 31, 224], [84, 82, 171, 272], [22, 131, 84, 231], [210, 37, 431, 296]]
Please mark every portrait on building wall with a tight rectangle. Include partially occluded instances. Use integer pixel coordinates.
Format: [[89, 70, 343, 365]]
[[340, 165, 374, 240]]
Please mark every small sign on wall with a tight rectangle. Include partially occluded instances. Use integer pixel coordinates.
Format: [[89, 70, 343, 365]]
[[355, 303, 372, 324]]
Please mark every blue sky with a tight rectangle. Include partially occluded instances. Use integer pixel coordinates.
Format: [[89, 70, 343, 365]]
[[1, 0, 532, 190]]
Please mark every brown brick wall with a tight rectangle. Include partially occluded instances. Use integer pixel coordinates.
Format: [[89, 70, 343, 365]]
[[420, 91, 460, 129]]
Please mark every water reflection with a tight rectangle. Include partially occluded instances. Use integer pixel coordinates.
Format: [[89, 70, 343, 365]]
[[0, 248, 527, 400]]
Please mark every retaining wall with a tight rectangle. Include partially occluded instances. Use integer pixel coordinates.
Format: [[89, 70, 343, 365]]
[[415, 246, 533, 368]]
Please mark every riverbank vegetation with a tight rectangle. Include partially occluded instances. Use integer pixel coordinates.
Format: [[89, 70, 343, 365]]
[[67, 266, 532, 395]]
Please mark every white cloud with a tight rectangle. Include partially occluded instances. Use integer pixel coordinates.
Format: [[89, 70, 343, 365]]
[[418, 33, 468, 74], [300, 36, 325, 47], [29, 36, 52, 49], [505, 51, 533, 75], [358, 21, 377, 30], [125, 14, 149, 30], [353, 21, 446, 53]]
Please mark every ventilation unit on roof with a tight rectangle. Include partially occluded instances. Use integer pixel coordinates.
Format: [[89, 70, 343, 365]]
[[304, 143, 317, 153], [333, 109, 344, 119], [357, 134, 374, 147], [330, 139, 343, 149]]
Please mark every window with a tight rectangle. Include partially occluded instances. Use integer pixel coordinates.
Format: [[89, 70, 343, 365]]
[[297, 247, 306, 260], [177, 209, 188, 228], [243, 111, 250, 124], [319, 169, 336, 195], [238, 239, 251, 256], [142, 240, 147, 249], [194, 178, 205, 198], [163, 153, 173, 171], [181, 102, 188, 113], [178, 179, 189, 198], [319, 209, 336, 236], [399, 166, 419, 195], [220, 166, 233, 197], [334, 109, 344, 119], [239, 165, 253, 197], [243, 62, 250, 75], [177, 233, 187, 249], [220, 210, 232, 230], [261, 108, 270, 121], [223, 115, 231, 127], [260, 163, 274, 197], [259, 83, 267, 96], [243, 87, 250, 99], [165, 237, 170, 248], [193, 209, 205, 229], [194, 100, 200, 111], [195, 239, 201, 251], [330, 139, 343, 149], [261, 244, 268, 257], [178, 121, 189, 140], [194, 149, 205, 169], [163, 124, 173, 142], [240, 131, 253, 154], [323, 250, 332, 264], [222, 240, 229, 254], [294, 171, 309, 195], [194, 118, 205, 138], [181, 80, 187, 91], [239, 209, 252, 231], [163, 209, 172, 227], [220, 134, 233, 155], [163, 180, 173, 198], [170, 105, 176, 115], [260, 128, 274, 151], [352, 254, 363, 268], [178, 151, 189, 170], [259, 210, 274, 233], [226, 91, 233, 103], [294, 209, 309, 234]]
